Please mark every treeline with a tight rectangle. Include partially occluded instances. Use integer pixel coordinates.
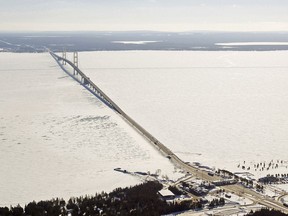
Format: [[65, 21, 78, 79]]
[[0, 181, 195, 216], [246, 208, 288, 216], [208, 198, 225, 208]]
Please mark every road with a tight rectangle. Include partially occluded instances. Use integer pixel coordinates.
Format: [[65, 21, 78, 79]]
[[170, 152, 288, 213], [50, 50, 288, 214]]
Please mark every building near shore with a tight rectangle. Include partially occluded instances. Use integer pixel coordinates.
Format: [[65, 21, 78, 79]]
[[158, 189, 175, 200]]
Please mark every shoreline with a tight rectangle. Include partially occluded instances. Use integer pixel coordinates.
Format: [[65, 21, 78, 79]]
[[49, 50, 288, 213]]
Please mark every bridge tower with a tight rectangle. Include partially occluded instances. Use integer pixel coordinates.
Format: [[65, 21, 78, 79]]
[[62, 49, 66, 65], [73, 52, 78, 75]]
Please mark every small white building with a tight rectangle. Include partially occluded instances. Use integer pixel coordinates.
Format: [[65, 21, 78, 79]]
[[158, 189, 175, 200]]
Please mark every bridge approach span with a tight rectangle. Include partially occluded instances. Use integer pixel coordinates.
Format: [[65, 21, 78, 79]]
[[49, 51, 288, 214], [49, 51, 174, 157]]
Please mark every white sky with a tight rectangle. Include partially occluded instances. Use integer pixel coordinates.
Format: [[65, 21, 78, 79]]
[[0, 0, 288, 32]]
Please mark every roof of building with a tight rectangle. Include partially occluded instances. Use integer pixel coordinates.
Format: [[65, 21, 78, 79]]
[[158, 189, 175, 197]]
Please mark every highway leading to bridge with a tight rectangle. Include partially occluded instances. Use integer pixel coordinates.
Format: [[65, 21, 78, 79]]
[[49, 50, 288, 214]]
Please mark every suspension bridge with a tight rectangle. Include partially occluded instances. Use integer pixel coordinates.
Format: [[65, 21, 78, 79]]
[[48, 50, 288, 214], [49, 50, 174, 158]]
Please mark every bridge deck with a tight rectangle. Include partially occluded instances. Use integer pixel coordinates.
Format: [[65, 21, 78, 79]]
[[49, 51, 173, 157], [49, 51, 288, 214]]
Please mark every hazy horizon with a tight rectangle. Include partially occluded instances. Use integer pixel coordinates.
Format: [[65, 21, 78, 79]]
[[1, 30, 288, 33], [1, 0, 287, 32]]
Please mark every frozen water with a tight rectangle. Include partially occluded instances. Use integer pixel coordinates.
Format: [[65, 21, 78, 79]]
[[0, 53, 176, 206], [78, 51, 288, 180], [2, 50, 288, 205]]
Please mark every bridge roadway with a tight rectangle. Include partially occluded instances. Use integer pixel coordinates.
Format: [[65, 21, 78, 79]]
[[49, 51, 288, 214]]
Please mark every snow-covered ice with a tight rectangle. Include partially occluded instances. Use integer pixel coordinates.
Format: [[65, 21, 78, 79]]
[[112, 41, 159, 45], [215, 42, 288, 46], [0, 53, 177, 206], [2, 50, 288, 206], [78, 51, 288, 181]]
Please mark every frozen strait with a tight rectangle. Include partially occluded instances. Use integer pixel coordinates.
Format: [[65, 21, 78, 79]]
[[0, 53, 176, 206]]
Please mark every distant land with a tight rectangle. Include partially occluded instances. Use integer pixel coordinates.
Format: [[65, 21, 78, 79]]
[[1, 31, 288, 52]]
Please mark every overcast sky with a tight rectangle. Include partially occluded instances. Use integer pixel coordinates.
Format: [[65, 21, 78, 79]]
[[1, 0, 287, 32]]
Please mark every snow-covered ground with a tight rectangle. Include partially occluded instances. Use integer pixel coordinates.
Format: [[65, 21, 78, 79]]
[[0, 53, 178, 206], [78, 51, 288, 182], [281, 195, 288, 204], [179, 205, 264, 216], [277, 184, 288, 192]]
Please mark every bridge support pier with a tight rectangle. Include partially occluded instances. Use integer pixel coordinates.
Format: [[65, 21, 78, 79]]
[[62, 50, 66, 65], [73, 52, 78, 75]]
